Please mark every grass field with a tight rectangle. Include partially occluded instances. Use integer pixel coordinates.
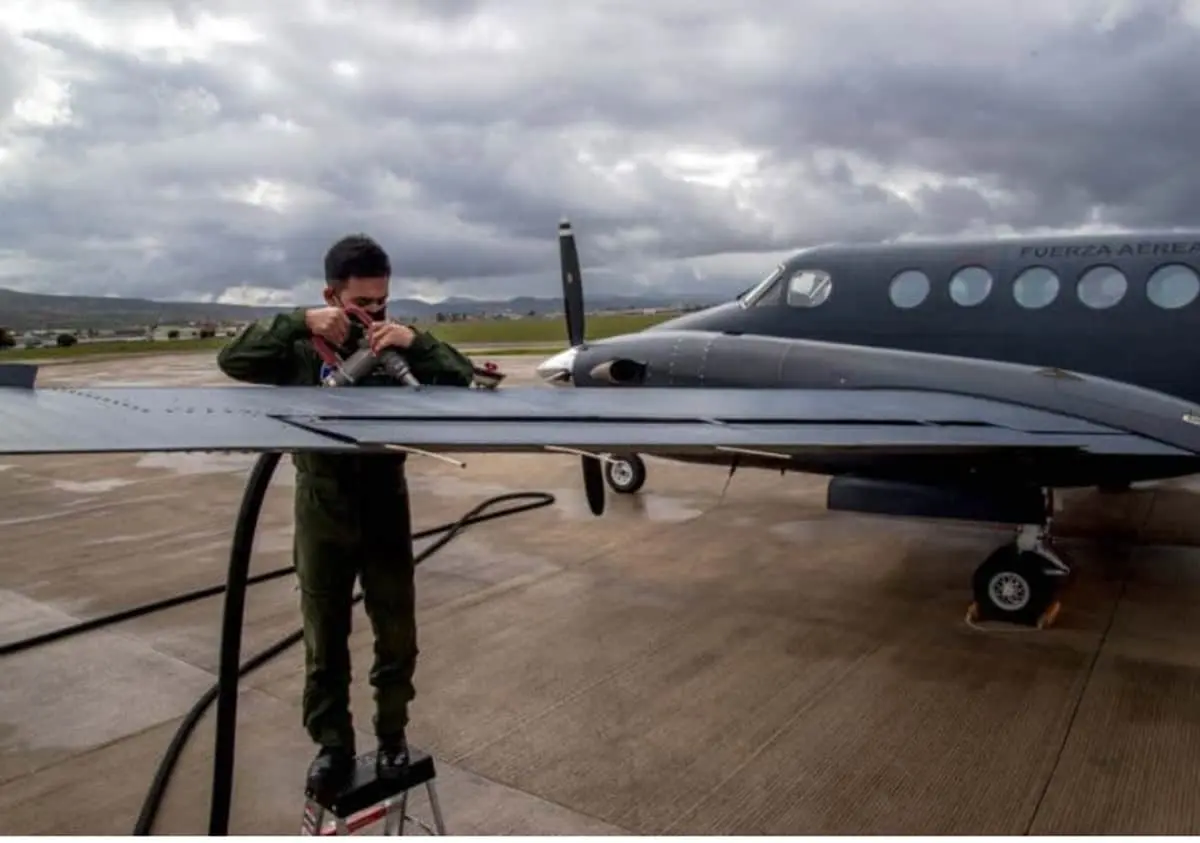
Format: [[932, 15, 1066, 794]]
[[0, 311, 678, 362], [425, 311, 671, 343]]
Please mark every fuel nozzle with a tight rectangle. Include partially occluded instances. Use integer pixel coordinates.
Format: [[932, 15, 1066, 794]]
[[319, 342, 421, 388], [314, 303, 423, 388], [321, 346, 378, 387], [378, 348, 420, 386], [321, 347, 419, 387]]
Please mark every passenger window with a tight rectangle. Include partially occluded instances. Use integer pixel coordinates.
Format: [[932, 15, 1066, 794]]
[[1012, 266, 1060, 309], [889, 269, 930, 308], [1146, 263, 1200, 309], [1076, 265, 1126, 309], [948, 266, 993, 306], [786, 269, 832, 307]]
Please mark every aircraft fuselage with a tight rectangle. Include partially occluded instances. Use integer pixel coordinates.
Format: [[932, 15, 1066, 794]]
[[537, 223, 1200, 626], [538, 229, 1200, 490], [647, 230, 1200, 405]]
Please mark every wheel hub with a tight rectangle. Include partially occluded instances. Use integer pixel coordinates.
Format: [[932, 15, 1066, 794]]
[[988, 571, 1030, 611], [609, 460, 633, 486]]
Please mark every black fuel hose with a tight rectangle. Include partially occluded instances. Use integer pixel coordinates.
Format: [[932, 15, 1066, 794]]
[[0, 453, 556, 835], [207, 450, 282, 836], [0, 565, 297, 658], [0, 481, 553, 659]]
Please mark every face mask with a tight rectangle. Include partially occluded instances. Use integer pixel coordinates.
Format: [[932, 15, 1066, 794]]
[[333, 295, 386, 323]]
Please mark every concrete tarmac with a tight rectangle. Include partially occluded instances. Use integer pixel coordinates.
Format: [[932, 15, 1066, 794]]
[[4, 351, 1200, 834]]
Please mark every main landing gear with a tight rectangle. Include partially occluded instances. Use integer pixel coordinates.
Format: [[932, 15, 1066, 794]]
[[603, 453, 647, 495], [968, 523, 1070, 629]]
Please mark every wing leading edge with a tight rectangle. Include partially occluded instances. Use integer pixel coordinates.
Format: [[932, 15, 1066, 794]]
[[0, 370, 1195, 459]]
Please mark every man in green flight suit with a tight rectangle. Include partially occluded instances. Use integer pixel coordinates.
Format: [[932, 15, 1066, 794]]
[[217, 234, 476, 799]]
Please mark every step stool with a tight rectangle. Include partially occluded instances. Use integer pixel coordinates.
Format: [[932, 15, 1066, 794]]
[[300, 748, 446, 835]]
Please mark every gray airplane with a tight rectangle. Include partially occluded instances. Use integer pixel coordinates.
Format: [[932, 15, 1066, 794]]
[[3, 223, 1200, 631], [535, 221, 1200, 625]]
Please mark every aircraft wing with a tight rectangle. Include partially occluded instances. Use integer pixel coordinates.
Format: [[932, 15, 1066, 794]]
[[1, 365, 1196, 458]]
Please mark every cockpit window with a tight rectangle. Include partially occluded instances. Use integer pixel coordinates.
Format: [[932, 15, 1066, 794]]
[[786, 269, 832, 307], [738, 264, 785, 307]]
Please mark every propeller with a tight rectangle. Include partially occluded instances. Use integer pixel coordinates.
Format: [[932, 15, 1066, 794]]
[[558, 217, 605, 516], [558, 218, 586, 347]]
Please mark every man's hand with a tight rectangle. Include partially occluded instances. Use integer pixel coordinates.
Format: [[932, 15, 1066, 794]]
[[368, 321, 416, 354], [305, 306, 351, 346]]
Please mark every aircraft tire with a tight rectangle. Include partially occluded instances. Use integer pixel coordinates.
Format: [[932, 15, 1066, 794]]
[[971, 544, 1057, 627], [604, 454, 647, 494]]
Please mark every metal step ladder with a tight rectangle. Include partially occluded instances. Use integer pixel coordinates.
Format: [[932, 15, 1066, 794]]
[[300, 748, 446, 836]]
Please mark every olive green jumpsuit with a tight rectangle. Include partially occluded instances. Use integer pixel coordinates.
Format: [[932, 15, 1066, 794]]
[[217, 309, 476, 752]]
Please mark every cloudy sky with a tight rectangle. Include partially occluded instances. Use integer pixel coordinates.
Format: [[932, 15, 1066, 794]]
[[2, 0, 1199, 305]]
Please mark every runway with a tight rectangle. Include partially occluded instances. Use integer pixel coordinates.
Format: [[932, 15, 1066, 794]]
[[3, 351, 1200, 834]]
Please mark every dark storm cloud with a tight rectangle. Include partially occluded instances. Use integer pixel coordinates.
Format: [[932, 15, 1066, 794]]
[[773, 0, 1200, 231], [3, 0, 1199, 303]]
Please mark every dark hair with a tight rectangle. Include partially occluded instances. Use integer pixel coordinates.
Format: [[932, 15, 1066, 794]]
[[324, 234, 391, 287]]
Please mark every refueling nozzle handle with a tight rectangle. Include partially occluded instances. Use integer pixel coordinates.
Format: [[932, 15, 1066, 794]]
[[316, 304, 422, 388], [321, 346, 377, 387]]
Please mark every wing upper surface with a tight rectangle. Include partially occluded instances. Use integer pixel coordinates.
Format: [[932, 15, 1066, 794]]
[[0, 383, 1147, 430], [0, 381, 1195, 458]]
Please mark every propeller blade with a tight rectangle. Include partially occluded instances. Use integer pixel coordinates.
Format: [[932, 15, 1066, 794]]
[[582, 455, 606, 515], [559, 220, 601, 514], [558, 218, 585, 348]]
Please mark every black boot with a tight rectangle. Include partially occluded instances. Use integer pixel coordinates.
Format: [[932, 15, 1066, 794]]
[[376, 733, 410, 780], [305, 746, 355, 801]]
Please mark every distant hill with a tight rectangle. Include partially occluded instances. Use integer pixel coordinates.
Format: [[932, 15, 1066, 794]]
[[0, 287, 725, 332]]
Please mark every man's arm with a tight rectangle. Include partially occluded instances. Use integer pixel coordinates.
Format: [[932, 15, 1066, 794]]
[[401, 328, 477, 386], [217, 309, 310, 385]]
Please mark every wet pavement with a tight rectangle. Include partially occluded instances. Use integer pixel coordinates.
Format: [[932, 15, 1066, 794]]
[[3, 351, 1200, 833]]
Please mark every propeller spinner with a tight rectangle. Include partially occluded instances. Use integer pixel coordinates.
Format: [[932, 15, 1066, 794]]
[[557, 218, 605, 516]]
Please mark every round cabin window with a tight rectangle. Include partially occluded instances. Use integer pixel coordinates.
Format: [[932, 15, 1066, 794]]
[[1076, 265, 1127, 309], [1012, 266, 1060, 309], [949, 265, 993, 307], [889, 269, 930, 309], [1146, 263, 1200, 309]]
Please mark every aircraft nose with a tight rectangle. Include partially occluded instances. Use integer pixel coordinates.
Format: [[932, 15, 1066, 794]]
[[536, 347, 578, 385]]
